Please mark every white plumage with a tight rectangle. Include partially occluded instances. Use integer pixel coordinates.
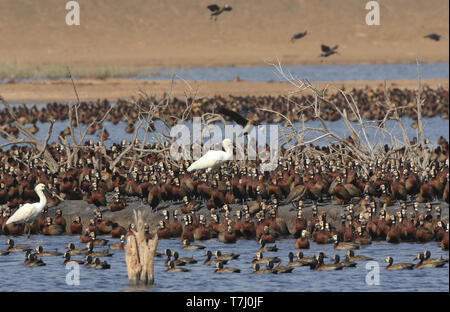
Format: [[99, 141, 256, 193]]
[[187, 139, 233, 172], [6, 183, 47, 235]]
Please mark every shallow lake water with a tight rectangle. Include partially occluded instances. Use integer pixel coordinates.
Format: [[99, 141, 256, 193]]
[[0, 235, 448, 292], [0, 117, 447, 149], [135, 62, 449, 82], [6, 62, 448, 84]]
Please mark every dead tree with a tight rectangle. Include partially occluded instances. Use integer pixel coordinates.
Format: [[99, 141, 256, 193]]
[[125, 210, 158, 286], [0, 96, 59, 173], [270, 58, 433, 171]]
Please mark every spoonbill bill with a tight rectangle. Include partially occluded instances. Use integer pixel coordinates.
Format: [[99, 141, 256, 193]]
[[6, 183, 47, 238], [187, 139, 233, 172]]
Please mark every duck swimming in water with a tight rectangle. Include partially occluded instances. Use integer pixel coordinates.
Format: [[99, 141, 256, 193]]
[[214, 261, 241, 273], [385, 256, 414, 270]]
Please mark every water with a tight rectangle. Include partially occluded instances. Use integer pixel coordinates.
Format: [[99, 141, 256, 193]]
[[0, 235, 447, 292], [4, 63, 448, 84], [0, 117, 447, 149], [136, 63, 449, 82]]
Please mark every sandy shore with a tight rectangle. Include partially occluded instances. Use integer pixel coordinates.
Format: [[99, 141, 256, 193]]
[[1, 0, 448, 78], [1, 78, 448, 103]]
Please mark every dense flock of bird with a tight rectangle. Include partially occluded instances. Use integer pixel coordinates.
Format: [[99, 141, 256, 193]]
[[0, 2, 447, 279], [0, 85, 448, 140], [0, 121, 449, 272]]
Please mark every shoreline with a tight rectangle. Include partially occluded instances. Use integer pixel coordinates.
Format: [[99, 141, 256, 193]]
[[0, 78, 448, 104]]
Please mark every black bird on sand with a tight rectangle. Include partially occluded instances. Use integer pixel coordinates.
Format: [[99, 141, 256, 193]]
[[291, 31, 307, 43], [424, 33, 441, 41], [207, 4, 232, 20], [320, 44, 339, 57]]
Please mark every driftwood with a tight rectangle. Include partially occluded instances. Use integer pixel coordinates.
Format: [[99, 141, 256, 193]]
[[125, 210, 158, 286]]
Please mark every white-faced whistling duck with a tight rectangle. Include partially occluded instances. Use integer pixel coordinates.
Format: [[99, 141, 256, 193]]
[[214, 250, 240, 261], [204, 250, 228, 266], [166, 260, 189, 272], [313, 253, 343, 271], [295, 230, 310, 249], [88, 232, 109, 246], [193, 215, 211, 241], [42, 217, 64, 236], [273, 262, 294, 274], [258, 239, 278, 252], [251, 251, 281, 265], [109, 235, 125, 250], [35, 245, 63, 256], [345, 250, 373, 261], [385, 257, 414, 270], [53, 209, 67, 232], [332, 254, 357, 268], [6, 239, 30, 252], [63, 252, 85, 265], [175, 251, 198, 264], [85, 241, 112, 257], [333, 234, 360, 250], [422, 250, 449, 265], [214, 261, 241, 273], [24, 252, 46, 266], [182, 239, 205, 250], [252, 262, 276, 274], [414, 253, 447, 269], [70, 216, 83, 234], [287, 252, 309, 267], [219, 225, 237, 244], [66, 242, 88, 255]]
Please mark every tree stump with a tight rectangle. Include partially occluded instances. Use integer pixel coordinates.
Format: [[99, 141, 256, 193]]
[[125, 210, 159, 286]]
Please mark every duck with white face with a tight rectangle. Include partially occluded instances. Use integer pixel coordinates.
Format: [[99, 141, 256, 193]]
[[63, 252, 84, 265], [345, 250, 373, 262], [34, 245, 63, 257], [252, 261, 276, 274], [251, 251, 280, 265], [214, 261, 240, 273], [166, 260, 189, 273], [332, 234, 360, 250], [384, 256, 414, 270], [332, 254, 356, 268], [181, 239, 205, 250], [24, 251, 46, 267]]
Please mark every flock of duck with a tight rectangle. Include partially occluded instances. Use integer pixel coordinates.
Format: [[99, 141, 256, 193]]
[[0, 85, 449, 280], [0, 133, 448, 277], [0, 85, 448, 139]]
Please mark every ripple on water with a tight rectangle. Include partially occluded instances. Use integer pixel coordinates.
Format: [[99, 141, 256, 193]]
[[0, 235, 448, 292]]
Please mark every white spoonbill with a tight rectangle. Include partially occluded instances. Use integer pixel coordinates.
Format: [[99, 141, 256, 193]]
[[6, 183, 48, 238], [187, 139, 234, 172]]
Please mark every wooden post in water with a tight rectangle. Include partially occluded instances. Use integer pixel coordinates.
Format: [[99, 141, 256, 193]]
[[125, 210, 158, 286]]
